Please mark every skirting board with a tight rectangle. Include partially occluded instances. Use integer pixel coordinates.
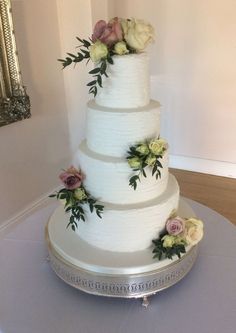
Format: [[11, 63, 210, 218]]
[[170, 154, 236, 179], [0, 187, 60, 236]]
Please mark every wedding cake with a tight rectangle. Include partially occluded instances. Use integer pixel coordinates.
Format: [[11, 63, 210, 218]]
[[73, 53, 179, 252], [52, 17, 203, 261]]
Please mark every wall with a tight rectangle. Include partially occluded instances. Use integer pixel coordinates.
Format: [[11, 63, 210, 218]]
[[91, 0, 109, 23], [113, 0, 236, 177], [56, 0, 93, 154], [0, 0, 92, 226]]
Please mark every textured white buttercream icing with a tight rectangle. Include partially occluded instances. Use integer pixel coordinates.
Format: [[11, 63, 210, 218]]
[[86, 100, 161, 157], [95, 53, 150, 109], [74, 140, 169, 205], [76, 175, 179, 252], [72, 52, 181, 253]]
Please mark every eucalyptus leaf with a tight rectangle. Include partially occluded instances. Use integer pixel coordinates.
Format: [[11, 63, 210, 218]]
[[89, 67, 101, 74], [97, 75, 102, 87], [107, 56, 114, 64], [83, 39, 91, 48], [89, 203, 94, 213], [87, 80, 97, 86], [81, 215, 85, 222], [80, 49, 90, 58], [76, 37, 84, 44], [74, 53, 84, 62], [96, 210, 102, 219], [156, 160, 163, 168], [67, 52, 77, 58]]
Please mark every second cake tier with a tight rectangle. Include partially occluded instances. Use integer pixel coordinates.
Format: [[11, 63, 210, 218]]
[[74, 140, 169, 205], [86, 100, 161, 157]]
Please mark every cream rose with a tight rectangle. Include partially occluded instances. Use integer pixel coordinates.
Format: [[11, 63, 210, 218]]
[[145, 154, 156, 166], [74, 188, 87, 201], [185, 218, 204, 245], [89, 41, 108, 63], [128, 157, 142, 169], [174, 235, 187, 246], [162, 235, 176, 248], [114, 41, 129, 55], [121, 18, 154, 51], [149, 138, 167, 156], [136, 143, 149, 155]]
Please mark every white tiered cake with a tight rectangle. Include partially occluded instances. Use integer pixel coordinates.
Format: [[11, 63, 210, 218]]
[[73, 53, 180, 252], [47, 18, 204, 300]]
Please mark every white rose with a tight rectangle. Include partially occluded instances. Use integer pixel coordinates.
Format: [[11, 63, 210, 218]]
[[74, 188, 87, 201], [121, 19, 129, 36], [136, 144, 149, 155], [186, 218, 204, 229], [145, 154, 156, 166], [162, 235, 176, 248], [174, 235, 187, 246], [185, 218, 204, 245], [114, 41, 129, 55], [149, 138, 167, 156], [89, 41, 108, 63], [121, 18, 154, 51], [127, 157, 142, 169]]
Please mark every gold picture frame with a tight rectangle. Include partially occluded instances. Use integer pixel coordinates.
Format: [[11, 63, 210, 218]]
[[0, 0, 30, 127]]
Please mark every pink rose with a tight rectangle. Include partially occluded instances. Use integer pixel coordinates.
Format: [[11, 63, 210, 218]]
[[92, 18, 123, 47], [166, 217, 185, 236], [59, 166, 83, 190]]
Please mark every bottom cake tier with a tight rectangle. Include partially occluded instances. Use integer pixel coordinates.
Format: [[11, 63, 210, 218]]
[[46, 198, 197, 300], [76, 174, 179, 252]]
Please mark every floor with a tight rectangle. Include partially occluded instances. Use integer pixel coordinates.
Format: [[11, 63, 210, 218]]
[[171, 168, 236, 226]]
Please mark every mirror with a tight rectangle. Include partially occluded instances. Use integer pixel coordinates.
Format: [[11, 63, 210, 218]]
[[0, 0, 30, 127]]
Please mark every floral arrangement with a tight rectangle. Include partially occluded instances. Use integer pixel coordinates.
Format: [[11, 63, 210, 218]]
[[152, 212, 204, 260], [127, 137, 168, 190], [49, 166, 104, 231], [58, 17, 154, 96]]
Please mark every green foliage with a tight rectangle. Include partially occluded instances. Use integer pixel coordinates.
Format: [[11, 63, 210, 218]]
[[50, 186, 104, 231], [58, 38, 110, 97], [152, 233, 186, 260], [87, 59, 109, 97], [129, 175, 140, 190], [126, 140, 164, 190]]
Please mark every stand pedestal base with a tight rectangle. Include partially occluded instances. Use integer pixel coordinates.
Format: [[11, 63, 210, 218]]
[[45, 198, 198, 302]]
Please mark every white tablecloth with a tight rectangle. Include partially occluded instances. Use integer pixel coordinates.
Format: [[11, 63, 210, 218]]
[[0, 199, 236, 333]]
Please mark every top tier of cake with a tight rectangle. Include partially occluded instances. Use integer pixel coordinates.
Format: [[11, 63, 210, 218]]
[[95, 53, 150, 109]]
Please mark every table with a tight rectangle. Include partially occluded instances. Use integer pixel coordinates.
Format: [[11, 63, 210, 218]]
[[0, 199, 236, 333]]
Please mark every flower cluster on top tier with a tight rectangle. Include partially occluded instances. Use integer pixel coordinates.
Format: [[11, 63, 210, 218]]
[[127, 137, 168, 190], [49, 166, 104, 231], [58, 17, 154, 96], [152, 212, 204, 260]]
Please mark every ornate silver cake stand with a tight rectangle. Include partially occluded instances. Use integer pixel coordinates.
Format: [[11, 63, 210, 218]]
[[45, 198, 199, 307]]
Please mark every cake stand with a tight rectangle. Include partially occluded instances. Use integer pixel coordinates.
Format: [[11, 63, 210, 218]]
[[45, 198, 198, 307]]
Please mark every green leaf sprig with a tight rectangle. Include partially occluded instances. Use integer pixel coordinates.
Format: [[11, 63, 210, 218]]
[[152, 232, 187, 261], [58, 37, 114, 97], [127, 138, 167, 190], [49, 186, 104, 231], [58, 37, 91, 68], [87, 56, 113, 97]]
